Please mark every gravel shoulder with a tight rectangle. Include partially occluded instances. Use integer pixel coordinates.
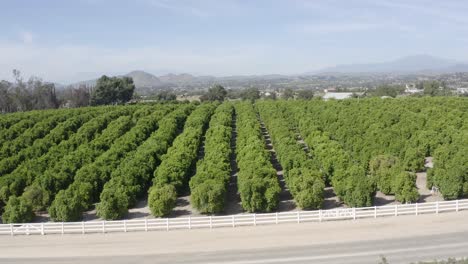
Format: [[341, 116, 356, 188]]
[[2, 210, 468, 259]]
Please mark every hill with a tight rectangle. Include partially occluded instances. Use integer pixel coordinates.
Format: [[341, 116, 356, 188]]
[[124, 70, 163, 88], [317, 55, 468, 74]]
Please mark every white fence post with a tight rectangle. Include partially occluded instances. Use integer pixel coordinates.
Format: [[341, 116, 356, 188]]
[[7, 199, 468, 236]]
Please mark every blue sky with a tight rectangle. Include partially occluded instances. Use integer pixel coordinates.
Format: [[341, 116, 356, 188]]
[[1, 0, 468, 83]]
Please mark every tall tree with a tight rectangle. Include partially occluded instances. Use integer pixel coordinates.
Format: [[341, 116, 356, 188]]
[[282, 88, 294, 99], [297, 89, 314, 99], [200, 84, 227, 101], [90, 75, 135, 105], [240, 87, 260, 101]]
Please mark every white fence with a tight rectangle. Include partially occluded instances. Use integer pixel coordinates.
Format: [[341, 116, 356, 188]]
[[1, 199, 467, 236]]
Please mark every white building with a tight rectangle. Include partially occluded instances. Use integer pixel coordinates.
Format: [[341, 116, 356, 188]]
[[322, 92, 354, 100], [405, 84, 423, 94], [456, 88, 468, 95]]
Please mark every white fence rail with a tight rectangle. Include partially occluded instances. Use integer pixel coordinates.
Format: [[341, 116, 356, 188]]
[[1, 199, 467, 236]]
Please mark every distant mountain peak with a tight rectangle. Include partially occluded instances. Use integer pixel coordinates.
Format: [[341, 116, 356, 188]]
[[123, 70, 162, 88], [317, 55, 465, 74]]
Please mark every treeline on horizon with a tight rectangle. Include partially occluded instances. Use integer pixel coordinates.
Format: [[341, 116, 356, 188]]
[[1, 70, 466, 114], [0, 70, 135, 113]]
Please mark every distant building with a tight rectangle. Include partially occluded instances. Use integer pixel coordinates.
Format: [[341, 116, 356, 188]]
[[405, 84, 423, 94], [322, 92, 354, 100], [456, 88, 468, 95]]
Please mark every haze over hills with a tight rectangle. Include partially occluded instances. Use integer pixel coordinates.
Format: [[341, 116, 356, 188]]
[[316, 55, 468, 74], [65, 55, 468, 92]]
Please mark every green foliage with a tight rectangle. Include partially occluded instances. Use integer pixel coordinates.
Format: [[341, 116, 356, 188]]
[[190, 180, 226, 214], [91, 75, 135, 105], [49, 182, 92, 221], [334, 165, 374, 207], [282, 88, 294, 99], [394, 172, 419, 203], [1, 196, 34, 223], [368, 155, 401, 194], [370, 85, 405, 98], [235, 102, 280, 212], [149, 90, 177, 101], [240, 87, 260, 101], [49, 107, 174, 221], [423, 81, 441, 97], [402, 147, 425, 172], [200, 84, 227, 102], [296, 90, 314, 99], [148, 103, 216, 216], [190, 103, 233, 214], [257, 101, 324, 209], [96, 186, 129, 220], [431, 133, 467, 199], [148, 184, 177, 217], [97, 105, 193, 219], [0, 97, 465, 223]]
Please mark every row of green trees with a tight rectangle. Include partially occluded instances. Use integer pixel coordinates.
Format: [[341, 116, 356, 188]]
[[0, 109, 96, 177], [96, 105, 193, 220], [1, 108, 133, 223], [286, 99, 436, 205], [235, 102, 280, 212], [189, 102, 234, 214], [0, 112, 97, 205], [48, 106, 175, 221], [428, 131, 468, 199], [148, 103, 216, 217], [0, 108, 130, 205], [286, 98, 464, 172], [368, 155, 419, 203], [298, 125, 375, 207], [22, 113, 137, 215], [0, 110, 56, 147], [256, 101, 324, 209], [0, 110, 73, 161], [0, 70, 59, 113]]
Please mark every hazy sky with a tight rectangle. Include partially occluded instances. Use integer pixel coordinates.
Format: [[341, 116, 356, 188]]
[[1, 0, 468, 83]]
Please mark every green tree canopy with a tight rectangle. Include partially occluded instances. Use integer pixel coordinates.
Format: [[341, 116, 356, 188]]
[[370, 85, 405, 98], [296, 89, 314, 99], [240, 87, 260, 101], [200, 84, 227, 102], [282, 88, 294, 99], [90, 75, 135, 105]]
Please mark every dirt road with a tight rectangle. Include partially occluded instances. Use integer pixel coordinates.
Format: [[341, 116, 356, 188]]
[[2, 211, 468, 263]]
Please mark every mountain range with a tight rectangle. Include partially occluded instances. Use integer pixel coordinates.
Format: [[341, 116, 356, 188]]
[[316, 55, 468, 74], [69, 55, 468, 91]]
